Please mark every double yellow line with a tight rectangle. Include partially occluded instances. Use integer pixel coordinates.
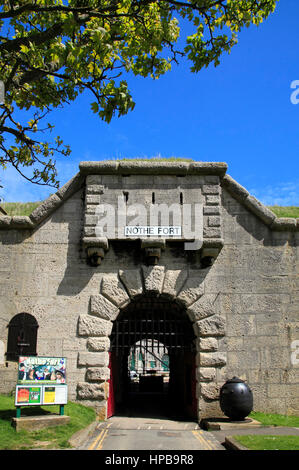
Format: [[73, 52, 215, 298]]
[[88, 424, 111, 450], [192, 430, 217, 450]]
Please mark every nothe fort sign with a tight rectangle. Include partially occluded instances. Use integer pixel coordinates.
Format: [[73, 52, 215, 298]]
[[0, 160, 298, 422]]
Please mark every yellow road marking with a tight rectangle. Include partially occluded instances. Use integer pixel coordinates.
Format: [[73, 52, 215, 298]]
[[88, 429, 105, 450], [88, 423, 111, 451], [192, 430, 215, 450], [96, 429, 108, 450]]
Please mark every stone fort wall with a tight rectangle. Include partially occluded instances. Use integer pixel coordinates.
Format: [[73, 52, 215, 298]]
[[0, 161, 298, 420]]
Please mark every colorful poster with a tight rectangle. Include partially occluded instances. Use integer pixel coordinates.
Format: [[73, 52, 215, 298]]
[[15, 386, 42, 405], [18, 356, 66, 385]]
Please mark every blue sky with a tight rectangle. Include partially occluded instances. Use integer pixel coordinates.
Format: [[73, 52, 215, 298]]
[[1, 0, 299, 205]]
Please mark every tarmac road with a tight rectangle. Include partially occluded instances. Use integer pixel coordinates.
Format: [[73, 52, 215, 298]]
[[81, 416, 225, 451]]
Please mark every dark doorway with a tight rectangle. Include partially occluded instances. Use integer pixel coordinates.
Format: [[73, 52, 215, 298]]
[[108, 296, 197, 421]]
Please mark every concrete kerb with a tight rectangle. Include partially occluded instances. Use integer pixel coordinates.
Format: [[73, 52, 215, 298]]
[[224, 436, 249, 450], [68, 419, 99, 448]]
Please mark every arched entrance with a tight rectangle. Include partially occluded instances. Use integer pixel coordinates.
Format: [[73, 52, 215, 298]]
[[108, 295, 197, 421]]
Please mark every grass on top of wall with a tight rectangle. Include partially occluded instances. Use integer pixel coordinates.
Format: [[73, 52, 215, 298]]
[[1, 202, 299, 218]]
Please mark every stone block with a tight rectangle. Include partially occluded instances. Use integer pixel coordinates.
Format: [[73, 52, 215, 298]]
[[177, 273, 205, 307], [86, 367, 110, 382], [119, 268, 143, 298], [197, 352, 227, 367], [195, 315, 225, 337], [198, 367, 216, 382], [203, 206, 221, 215], [101, 274, 130, 307], [162, 269, 188, 298], [29, 194, 62, 224], [243, 195, 276, 225], [90, 294, 119, 321], [205, 195, 220, 206], [208, 216, 221, 227], [77, 382, 107, 400], [200, 383, 220, 401], [187, 294, 219, 322], [142, 265, 165, 294], [202, 185, 220, 195], [199, 337, 219, 352], [78, 352, 109, 367], [87, 337, 110, 352], [78, 315, 113, 337]]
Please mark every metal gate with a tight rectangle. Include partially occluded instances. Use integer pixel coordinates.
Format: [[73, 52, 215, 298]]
[[110, 297, 195, 355]]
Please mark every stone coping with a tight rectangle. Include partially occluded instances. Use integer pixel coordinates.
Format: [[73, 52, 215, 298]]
[[79, 160, 228, 175], [0, 163, 298, 232]]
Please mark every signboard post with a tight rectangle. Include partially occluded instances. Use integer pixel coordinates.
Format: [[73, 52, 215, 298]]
[[15, 356, 67, 417]]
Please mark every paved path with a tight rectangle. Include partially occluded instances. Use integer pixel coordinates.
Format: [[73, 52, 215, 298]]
[[81, 416, 225, 451]]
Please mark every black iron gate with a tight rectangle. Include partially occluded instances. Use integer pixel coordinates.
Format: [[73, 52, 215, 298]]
[[110, 298, 195, 355]]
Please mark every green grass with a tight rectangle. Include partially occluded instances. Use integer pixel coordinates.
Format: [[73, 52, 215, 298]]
[[250, 411, 299, 427], [0, 393, 96, 450], [2, 202, 41, 217], [267, 205, 299, 218], [231, 412, 299, 450], [232, 434, 299, 450], [2, 201, 298, 218], [115, 157, 194, 162]]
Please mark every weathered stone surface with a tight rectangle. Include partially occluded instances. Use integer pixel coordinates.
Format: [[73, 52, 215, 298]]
[[10, 216, 35, 229], [243, 195, 276, 225], [200, 383, 220, 401], [177, 273, 205, 307], [194, 315, 225, 337], [197, 352, 227, 367], [271, 218, 297, 231], [29, 194, 62, 224], [90, 294, 119, 320], [197, 367, 216, 382], [187, 294, 219, 321], [78, 315, 113, 337], [142, 265, 165, 294], [162, 269, 188, 298], [221, 174, 249, 202], [101, 274, 130, 307], [199, 337, 218, 352], [119, 269, 143, 297], [87, 337, 110, 352], [77, 382, 107, 400], [86, 367, 110, 382], [78, 352, 109, 367]]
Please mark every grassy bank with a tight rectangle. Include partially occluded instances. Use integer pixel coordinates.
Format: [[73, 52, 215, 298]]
[[250, 411, 299, 427], [2, 201, 299, 219], [0, 394, 96, 450], [233, 434, 299, 450], [231, 412, 299, 450], [2, 202, 41, 216]]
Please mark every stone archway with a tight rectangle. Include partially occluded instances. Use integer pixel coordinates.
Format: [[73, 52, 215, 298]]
[[77, 266, 226, 421]]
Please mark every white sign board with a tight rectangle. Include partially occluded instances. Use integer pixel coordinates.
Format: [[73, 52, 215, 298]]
[[124, 226, 181, 236]]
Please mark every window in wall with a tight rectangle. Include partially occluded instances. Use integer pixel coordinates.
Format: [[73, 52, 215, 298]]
[[6, 313, 39, 361]]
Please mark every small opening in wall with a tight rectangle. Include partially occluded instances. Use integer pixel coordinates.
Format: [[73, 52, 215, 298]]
[[152, 192, 155, 204], [180, 192, 183, 205], [123, 191, 129, 203]]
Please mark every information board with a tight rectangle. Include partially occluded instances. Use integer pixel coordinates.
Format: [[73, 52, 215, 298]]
[[15, 357, 68, 408]]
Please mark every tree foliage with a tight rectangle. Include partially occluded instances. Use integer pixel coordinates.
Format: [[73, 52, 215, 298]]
[[0, 0, 277, 188]]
